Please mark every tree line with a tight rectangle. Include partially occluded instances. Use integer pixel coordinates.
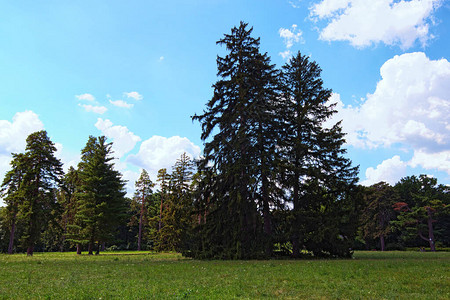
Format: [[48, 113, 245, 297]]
[[0, 22, 449, 257]]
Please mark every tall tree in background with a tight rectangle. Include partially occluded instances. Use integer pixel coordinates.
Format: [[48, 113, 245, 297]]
[[0, 153, 28, 254], [360, 182, 398, 251], [18, 131, 63, 256], [59, 166, 81, 253], [156, 168, 170, 232], [74, 136, 127, 254], [393, 175, 449, 251], [157, 153, 194, 251], [132, 169, 154, 251], [280, 52, 358, 257]]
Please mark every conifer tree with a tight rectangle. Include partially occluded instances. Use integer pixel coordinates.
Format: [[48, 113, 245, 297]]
[[18, 131, 63, 256], [0, 153, 28, 254], [280, 52, 358, 257], [74, 136, 127, 254], [192, 22, 282, 258], [132, 169, 154, 251]]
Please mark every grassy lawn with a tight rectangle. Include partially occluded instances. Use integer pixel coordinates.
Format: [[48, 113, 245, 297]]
[[0, 251, 448, 299]]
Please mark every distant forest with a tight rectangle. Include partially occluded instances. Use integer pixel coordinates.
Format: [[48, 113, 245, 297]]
[[1, 22, 449, 258]]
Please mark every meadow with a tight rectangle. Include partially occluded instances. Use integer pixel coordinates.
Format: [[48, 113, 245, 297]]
[[0, 251, 448, 299]]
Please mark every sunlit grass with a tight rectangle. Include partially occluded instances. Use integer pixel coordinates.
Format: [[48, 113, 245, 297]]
[[0, 251, 448, 299]]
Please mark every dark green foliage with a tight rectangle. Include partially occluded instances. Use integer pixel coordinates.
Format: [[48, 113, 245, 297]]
[[359, 182, 398, 251], [155, 153, 195, 252], [279, 52, 359, 258], [392, 175, 450, 250], [72, 136, 127, 254], [130, 169, 154, 251], [2, 131, 64, 256], [189, 23, 358, 259]]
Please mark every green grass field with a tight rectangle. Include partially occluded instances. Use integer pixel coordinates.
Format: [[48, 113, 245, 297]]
[[0, 251, 448, 299]]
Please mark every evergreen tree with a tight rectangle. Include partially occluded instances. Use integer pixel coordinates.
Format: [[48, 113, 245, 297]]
[[0, 153, 27, 254], [157, 153, 194, 251], [192, 22, 280, 259], [280, 51, 358, 257], [360, 182, 398, 251], [132, 169, 154, 251], [17, 131, 63, 256], [392, 175, 449, 251], [74, 136, 127, 254]]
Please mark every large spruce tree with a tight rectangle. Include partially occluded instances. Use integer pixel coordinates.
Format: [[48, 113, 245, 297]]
[[192, 22, 283, 258], [190, 23, 358, 259], [280, 52, 358, 257], [74, 136, 127, 254], [12, 131, 63, 256]]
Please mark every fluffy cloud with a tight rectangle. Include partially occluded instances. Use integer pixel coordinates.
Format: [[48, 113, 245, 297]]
[[329, 52, 450, 177], [0, 111, 44, 156], [109, 100, 134, 109], [124, 92, 143, 101], [95, 118, 141, 159], [310, 0, 441, 49], [360, 155, 408, 186], [79, 104, 108, 114], [330, 52, 449, 152], [54, 142, 80, 173], [279, 24, 303, 48], [127, 136, 201, 179], [409, 150, 450, 174], [279, 24, 303, 59], [75, 93, 95, 101], [0, 111, 45, 205]]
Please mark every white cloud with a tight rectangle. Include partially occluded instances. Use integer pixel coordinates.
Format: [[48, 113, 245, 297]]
[[279, 50, 293, 60], [79, 104, 108, 114], [0, 111, 44, 156], [95, 118, 141, 159], [289, 0, 302, 8], [409, 150, 450, 174], [127, 135, 201, 180], [330, 52, 450, 152], [279, 24, 304, 49], [75, 93, 95, 101], [360, 155, 407, 186], [310, 0, 441, 49], [159, 56, 165, 61], [109, 100, 134, 109], [124, 91, 143, 101], [0, 111, 45, 205]]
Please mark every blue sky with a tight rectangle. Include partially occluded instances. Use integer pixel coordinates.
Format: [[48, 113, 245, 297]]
[[1, 0, 449, 204]]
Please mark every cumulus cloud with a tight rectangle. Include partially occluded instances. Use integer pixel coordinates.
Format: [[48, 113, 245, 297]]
[[78, 104, 108, 114], [329, 52, 450, 176], [127, 135, 201, 179], [310, 0, 441, 49], [0, 111, 45, 204], [330, 52, 450, 151], [109, 100, 134, 109], [75, 93, 95, 101], [124, 91, 143, 101], [360, 155, 408, 186], [279, 24, 304, 48], [0, 111, 44, 156], [409, 150, 450, 174], [95, 118, 141, 159]]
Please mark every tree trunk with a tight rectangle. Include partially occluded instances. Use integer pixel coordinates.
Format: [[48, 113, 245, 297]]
[[138, 194, 145, 251], [76, 244, 81, 255], [88, 242, 93, 255], [427, 207, 436, 251], [95, 242, 100, 255], [27, 245, 34, 256], [8, 219, 16, 254], [291, 168, 300, 259], [380, 235, 385, 251], [159, 193, 163, 231]]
